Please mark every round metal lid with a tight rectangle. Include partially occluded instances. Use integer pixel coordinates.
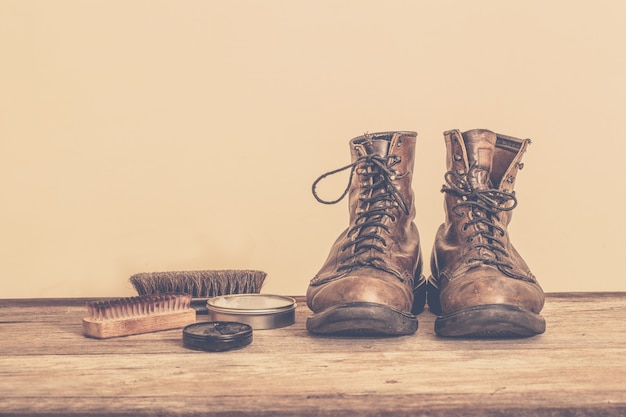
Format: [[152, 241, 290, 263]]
[[206, 294, 296, 314]]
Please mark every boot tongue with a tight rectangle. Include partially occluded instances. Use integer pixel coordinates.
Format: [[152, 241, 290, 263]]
[[355, 136, 394, 259], [462, 130, 499, 261], [362, 137, 391, 157], [463, 130, 496, 190]]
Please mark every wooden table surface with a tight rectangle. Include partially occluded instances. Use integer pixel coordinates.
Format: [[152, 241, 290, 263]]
[[1, 293, 625, 416]]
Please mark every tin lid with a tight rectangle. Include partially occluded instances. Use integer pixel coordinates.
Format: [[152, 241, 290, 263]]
[[183, 321, 252, 352], [206, 294, 296, 315]]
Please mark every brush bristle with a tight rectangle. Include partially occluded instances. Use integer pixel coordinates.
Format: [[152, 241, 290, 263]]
[[86, 292, 192, 321], [128, 270, 267, 298]]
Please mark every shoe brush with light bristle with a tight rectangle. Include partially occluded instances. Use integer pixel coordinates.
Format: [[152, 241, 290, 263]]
[[82, 292, 196, 339]]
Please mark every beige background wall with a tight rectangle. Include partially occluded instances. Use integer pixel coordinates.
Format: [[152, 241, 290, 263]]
[[1, 0, 625, 298]]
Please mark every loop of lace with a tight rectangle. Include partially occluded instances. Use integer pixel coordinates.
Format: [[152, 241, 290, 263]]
[[312, 153, 409, 273], [442, 169, 526, 279], [312, 154, 409, 214]]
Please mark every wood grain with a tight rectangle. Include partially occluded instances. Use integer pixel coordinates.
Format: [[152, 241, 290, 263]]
[[0, 293, 625, 416]]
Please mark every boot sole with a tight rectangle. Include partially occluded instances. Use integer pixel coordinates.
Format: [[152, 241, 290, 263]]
[[306, 302, 418, 336], [435, 304, 546, 338]]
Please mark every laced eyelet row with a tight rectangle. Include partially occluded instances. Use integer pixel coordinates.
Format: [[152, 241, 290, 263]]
[[312, 151, 409, 274], [441, 168, 526, 280]]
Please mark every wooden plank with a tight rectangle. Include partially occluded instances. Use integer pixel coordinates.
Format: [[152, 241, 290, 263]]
[[0, 293, 625, 416]]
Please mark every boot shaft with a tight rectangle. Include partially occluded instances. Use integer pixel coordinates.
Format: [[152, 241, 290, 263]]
[[311, 131, 420, 284], [442, 129, 530, 228], [433, 128, 538, 284], [346, 131, 418, 231]]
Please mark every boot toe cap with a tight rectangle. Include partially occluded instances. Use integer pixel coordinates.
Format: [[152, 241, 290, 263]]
[[307, 274, 413, 314], [439, 272, 545, 315]]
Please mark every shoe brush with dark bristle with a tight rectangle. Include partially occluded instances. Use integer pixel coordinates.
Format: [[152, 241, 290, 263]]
[[82, 293, 196, 339], [128, 270, 267, 313]]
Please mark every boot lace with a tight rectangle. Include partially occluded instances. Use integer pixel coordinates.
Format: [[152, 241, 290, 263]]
[[312, 152, 409, 275], [442, 168, 531, 282]]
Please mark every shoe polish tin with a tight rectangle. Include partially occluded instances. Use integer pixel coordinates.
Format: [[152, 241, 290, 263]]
[[206, 294, 296, 329], [183, 321, 253, 352]]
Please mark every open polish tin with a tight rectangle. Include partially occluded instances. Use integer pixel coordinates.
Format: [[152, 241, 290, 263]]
[[206, 294, 296, 329], [183, 321, 253, 352]]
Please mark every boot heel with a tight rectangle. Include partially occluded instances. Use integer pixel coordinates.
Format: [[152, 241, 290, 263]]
[[434, 304, 546, 338], [306, 302, 418, 336], [411, 275, 428, 315]]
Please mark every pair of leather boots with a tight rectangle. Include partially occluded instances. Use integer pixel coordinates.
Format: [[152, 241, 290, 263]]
[[306, 129, 545, 338]]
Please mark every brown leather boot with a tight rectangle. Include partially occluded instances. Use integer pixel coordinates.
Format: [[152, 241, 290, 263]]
[[306, 131, 427, 336], [428, 129, 546, 337]]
